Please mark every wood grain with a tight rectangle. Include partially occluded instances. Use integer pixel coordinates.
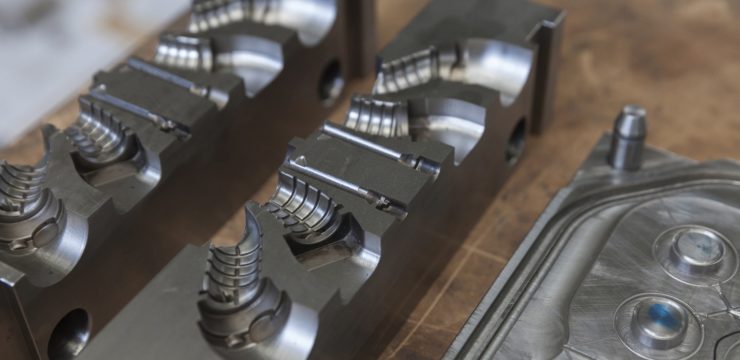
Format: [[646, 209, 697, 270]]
[[2, 0, 739, 358]]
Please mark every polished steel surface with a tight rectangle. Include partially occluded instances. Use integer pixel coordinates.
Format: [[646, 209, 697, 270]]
[[0, 1, 374, 359], [446, 107, 740, 359], [78, 0, 565, 358], [616, 293, 699, 356], [608, 104, 647, 171]]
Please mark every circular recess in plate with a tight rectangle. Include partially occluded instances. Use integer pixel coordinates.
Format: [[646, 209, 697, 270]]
[[615, 293, 703, 360], [653, 225, 738, 286], [48, 308, 91, 360], [318, 58, 344, 107]]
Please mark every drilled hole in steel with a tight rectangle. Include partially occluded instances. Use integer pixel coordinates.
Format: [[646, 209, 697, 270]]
[[506, 118, 526, 165], [318, 59, 344, 107], [48, 309, 91, 360]]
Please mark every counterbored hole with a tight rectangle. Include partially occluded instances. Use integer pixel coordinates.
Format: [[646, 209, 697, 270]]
[[48, 309, 91, 360], [506, 118, 526, 165], [318, 59, 344, 107]]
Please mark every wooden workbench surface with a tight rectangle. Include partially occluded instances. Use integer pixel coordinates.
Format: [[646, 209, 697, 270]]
[[2, 0, 739, 358]]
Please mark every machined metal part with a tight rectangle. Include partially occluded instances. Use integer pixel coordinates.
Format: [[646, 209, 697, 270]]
[[446, 107, 740, 359], [344, 96, 410, 138], [266, 171, 343, 245], [608, 104, 647, 171], [0, 1, 374, 359], [198, 207, 298, 358], [0, 155, 64, 254], [78, 0, 565, 358]]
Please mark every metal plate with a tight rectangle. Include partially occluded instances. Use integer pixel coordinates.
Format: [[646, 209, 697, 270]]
[[446, 130, 740, 359]]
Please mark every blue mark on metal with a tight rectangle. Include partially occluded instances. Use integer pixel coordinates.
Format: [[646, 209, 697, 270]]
[[648, 303, 680, 330]]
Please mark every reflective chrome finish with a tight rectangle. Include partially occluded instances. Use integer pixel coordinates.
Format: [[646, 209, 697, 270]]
[[78, 0, 565, 359], [617, 294, 697, 354], [343, 96, 409, 138], [656, 225, 738, 286], [0, 0, 374, 358], [608, 104, 647, 171]]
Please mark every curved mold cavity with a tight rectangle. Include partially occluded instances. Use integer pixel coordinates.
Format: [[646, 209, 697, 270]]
[[270, 0, 337, 46], [190, 0, 337, 47], [343, 96, 409, 138], [155, 34, 214, 71], [374, 39, 534, 106], [213, 35, 284, 97], [155, 34, 284, 97], [266, 172, 379, 279], [407, 98, 486, 165], [61, 99, 162, 214], [288, 214, 380, 304], [462, 39, 533, 106], [267, 171, 343, 246]]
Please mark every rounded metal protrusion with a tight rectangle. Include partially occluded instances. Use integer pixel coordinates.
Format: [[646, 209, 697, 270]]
[[630, 297, 688, 350], [669, 227, 726, 276], [614, 105, 647, 138], [654, 225, 738, 286], [607, 104, 647, 171], [615, 293, 703, 359], [32, 221, 60, 248]]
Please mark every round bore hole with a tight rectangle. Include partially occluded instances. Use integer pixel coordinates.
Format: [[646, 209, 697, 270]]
[[505, 118, 526, 165], [318, 59, 344, 107], [48, 309, 91, 360]]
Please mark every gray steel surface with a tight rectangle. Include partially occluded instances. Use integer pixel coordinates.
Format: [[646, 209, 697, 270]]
[[77, 0, 565, 358], [446, 107, 740, 359], [0, 1, 375, 359]]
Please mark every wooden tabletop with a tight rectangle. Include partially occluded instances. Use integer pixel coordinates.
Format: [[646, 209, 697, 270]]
[[3, 0, 740, 358]]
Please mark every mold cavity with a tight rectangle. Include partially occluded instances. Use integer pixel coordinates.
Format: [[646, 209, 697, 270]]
[[318, 59, 344, 106], [48, 309, 91, 360], [65, 99, 160, 211], [374, 39, 533, 106], [289, 215, 363, 268], [190, 0, 337, 47], [506, 118, 526, 165], [214, 36, 284, 97], [407, 98, 485, 165], [268, 171, 370, 270], [463, 39, 534, 106], [271, 0, 338, 46], [287, 215, 380, 303], [153, 34, 283, 97]]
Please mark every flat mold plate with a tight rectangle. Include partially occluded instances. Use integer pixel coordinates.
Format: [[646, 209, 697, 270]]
[[446, 134, 740, 359]]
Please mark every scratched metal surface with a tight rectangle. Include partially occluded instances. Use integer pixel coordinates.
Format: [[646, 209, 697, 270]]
[[2, 0, 740, 358]]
